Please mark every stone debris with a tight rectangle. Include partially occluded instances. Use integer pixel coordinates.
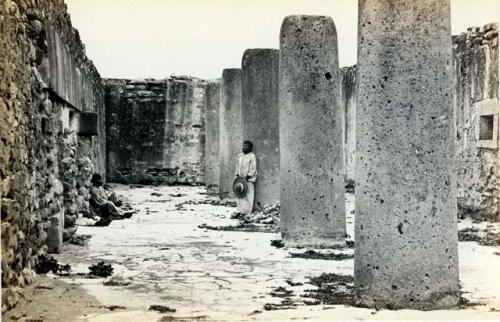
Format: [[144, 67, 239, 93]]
[[270, 239, 285, 248], [289, 250, 354, 261], [100, 305, 126, 311], [285, 280, 303, 287], [458, 228, 500, 246], [88, 262, 113, 277], [198, 223, 277, 233], [263, 301, 297, 311], [68, 234, 92, 246], [174, 198, 237, 211], [302, 273, 355, 306], [34, 256, 71, 276], [149, 305, 176, 313], [103, 277, 132, 287], [269, 286, 294, 298], [233, 202, 280, 225], [176, 198, 237, 207]]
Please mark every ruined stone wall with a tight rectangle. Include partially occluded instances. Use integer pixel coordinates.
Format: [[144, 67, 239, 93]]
[[1, 0, 105, 312], [453, 24, 499, 221], [341, 23, 499, 221], [104, 76, 207, 185]]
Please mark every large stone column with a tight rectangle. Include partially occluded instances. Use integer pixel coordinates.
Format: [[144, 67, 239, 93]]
[[279, 15, 346, 247], [219, 69, 242, 199], [205, 81, 221, 194], [241, 49, 280, 209], [354, 0, 459, 309]]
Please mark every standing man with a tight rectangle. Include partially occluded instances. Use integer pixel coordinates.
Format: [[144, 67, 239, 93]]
[[235, 140, 257, 215]]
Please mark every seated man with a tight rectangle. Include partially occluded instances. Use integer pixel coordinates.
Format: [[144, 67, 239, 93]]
[[89, 174, 127, 222]]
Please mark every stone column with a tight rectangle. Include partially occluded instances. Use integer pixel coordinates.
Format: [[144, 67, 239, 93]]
[[279, 15, 346, 247], [354, 0, 459, 309], [205, 81, 221, 194], [241, 49, 280, 209], [219, 69, 242, 199]]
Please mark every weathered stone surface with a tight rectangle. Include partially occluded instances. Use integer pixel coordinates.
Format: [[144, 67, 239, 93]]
[[340, 66, 356, 186], [47, 213, 63, 253], [0, 0, 105, 312], [104, 77, 207, 185], [219, 69, 243, 199], [279, 15, 346, 247], [205, 81, 221, 194], [354, 0, 459, 309], [241, 49, 280, 209], [453, 24, 499, 222], [340, 23, 499, 222]]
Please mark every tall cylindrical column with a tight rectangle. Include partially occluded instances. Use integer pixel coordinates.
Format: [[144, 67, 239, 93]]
[[354, 0, 459, 309], [205, 81, 221, 194], [279, 15, 346, 247], [241, 49, 280, 209], [219, 69, 242, 199]]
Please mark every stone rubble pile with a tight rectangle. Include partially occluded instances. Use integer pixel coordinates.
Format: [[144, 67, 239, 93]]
[[233, 202, 280, 225]]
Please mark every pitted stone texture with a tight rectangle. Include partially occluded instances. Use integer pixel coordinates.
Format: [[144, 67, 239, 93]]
[[340, 66, 356, 185], [219, 69, 243, 199], [354, 0, 459, 309], [241, 49, 280, 209], [453, 24, 499, 222], [279, 15, 346, 247], [1, 0, 105, 312], [205, 81, 221, 194]]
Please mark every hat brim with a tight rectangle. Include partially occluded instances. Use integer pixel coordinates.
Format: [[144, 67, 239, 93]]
[[233, 177, 249, 198]]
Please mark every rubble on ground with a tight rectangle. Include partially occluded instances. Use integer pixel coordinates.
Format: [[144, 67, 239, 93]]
[[302, 273, 355, 306], [103, 276, 132, 286], [88, 262, 113, 277], [149, 305, 176, 313], [232, 202, 280, 225], [198, 223, 277, 233], [68, 234, 92, 246], [289, 250, 354, 261], [34, 256, 71, 275], [175, 198, 237, 209], [459, 227, 500, 246], [271, 239, 285, 248]]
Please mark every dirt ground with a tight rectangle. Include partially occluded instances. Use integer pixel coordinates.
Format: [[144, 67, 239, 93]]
[[3, 184, 500, 321], [2, 275, 106, 322]]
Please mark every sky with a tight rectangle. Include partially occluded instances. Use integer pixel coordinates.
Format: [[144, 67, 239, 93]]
[[65, 0, 499, 80]]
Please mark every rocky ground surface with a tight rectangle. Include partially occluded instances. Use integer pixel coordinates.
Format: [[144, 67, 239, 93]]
[[3, 184, 500, 321]]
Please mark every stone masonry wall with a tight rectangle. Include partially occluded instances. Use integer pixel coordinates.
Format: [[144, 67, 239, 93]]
[[340, 23, 499, 221], [453, 23, 499, 221], [104, 76, 207, 185], [1, 0, 105, 312]]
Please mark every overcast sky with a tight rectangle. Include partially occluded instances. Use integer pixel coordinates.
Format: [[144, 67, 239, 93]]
[[65, 0, 498, 80]]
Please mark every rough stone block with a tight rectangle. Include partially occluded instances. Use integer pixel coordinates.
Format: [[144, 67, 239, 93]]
[[46, 212, 63, 254]]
